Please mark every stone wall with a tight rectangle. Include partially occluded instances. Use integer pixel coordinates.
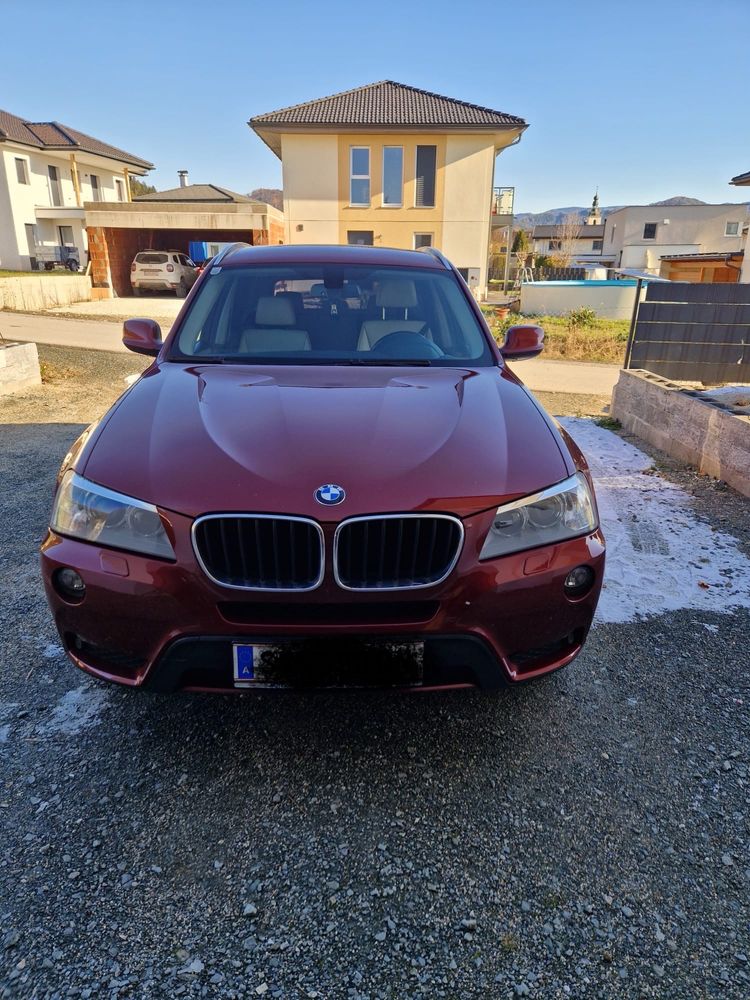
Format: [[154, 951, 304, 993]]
[[611, 369, 750, 497], [0, 342, 41, 396], [0, 275, 92, 311]]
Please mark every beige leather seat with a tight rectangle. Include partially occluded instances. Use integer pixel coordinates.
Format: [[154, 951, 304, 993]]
[[239, 296, 311, 353], [357, 280, 429, 351]]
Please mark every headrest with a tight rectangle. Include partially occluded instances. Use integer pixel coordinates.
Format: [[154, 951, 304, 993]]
[[255, 295, 296, 326], [376, 280, 418, 309]]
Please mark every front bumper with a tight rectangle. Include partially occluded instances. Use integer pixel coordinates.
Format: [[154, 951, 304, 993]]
[[40, 509, 605, 692]]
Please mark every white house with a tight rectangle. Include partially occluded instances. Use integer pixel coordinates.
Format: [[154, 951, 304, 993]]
[[730, 169, 750, 282], [0, 108, 152, 272], [604, 203, 746, 273], [531, 223, 608, 263]]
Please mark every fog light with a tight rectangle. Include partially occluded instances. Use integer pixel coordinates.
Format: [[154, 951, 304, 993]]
[[564, 565, 594, 597], [54, 567, 86, 601]]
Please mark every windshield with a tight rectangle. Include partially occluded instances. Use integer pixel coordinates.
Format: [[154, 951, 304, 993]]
[[169, 264, 495, 366]]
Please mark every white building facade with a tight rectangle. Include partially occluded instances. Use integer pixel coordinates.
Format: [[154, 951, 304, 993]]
[[0, 110, 152, 271], [605, 203, 746, 273]]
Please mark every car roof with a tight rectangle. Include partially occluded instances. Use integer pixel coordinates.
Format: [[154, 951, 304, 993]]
[[222, 244, 447, 270]]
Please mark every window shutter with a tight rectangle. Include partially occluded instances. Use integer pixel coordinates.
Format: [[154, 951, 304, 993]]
[[415, 146, 436, 207]]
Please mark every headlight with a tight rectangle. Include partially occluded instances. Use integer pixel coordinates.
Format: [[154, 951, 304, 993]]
[[479, 472, 597, 560], [51, 471, 175, 560]]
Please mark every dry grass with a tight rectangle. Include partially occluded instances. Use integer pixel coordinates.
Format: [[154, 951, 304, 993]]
[[39, 360, 81, 383], [0, 269, 79, 278], [484, 309, 629, 364]]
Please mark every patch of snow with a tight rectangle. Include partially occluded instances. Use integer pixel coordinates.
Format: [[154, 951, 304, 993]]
[[559, 418, 750, 624], [698, 385, 750, 412], [124, 374, 140, 386], [37, 684, 110, 737], [703, 623, 720, 633]]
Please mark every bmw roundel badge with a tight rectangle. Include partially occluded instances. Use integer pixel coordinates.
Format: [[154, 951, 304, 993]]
[[314, 484, 346, 506]]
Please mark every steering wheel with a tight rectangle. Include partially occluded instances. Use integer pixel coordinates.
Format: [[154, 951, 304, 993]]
[[370, 330, 444, 359]]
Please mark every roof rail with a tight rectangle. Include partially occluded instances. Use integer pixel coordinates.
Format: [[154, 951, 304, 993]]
[[418, 246, 452, 269], [209, 242, 251, 269]]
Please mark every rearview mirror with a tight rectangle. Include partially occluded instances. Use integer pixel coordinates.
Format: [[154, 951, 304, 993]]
[[500, 324, 544, 360], [123, 318, 163, 356]]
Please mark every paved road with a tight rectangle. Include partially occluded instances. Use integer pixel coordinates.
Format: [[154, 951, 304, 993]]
[[1, 310, 621, 396], [2, 374, 750, 995]]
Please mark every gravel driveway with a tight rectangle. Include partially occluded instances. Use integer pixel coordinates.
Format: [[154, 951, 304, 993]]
[[1, 350, 749, 998]]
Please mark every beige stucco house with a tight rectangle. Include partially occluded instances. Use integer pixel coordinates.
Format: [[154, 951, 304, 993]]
[[249, 81, 527, 295], [730, 169, 750, 281]]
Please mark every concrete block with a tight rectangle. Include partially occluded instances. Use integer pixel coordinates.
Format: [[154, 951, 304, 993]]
[[0, 341, 41, 396], [611, 369, 750, 497]]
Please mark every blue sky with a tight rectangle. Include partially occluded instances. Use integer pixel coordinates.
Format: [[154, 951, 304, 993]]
[[1, 0, 748, 213]]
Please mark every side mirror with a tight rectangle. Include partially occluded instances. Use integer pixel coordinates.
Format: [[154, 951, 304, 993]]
[[123, 318, 163, 356], [500, 324, 544, 360]]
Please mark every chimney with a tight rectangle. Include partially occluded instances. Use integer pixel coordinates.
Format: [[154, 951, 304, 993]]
[[177, 170, 189, 188]]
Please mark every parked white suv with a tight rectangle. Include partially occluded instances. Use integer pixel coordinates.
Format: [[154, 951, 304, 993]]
[[130, 250, 198, 298]]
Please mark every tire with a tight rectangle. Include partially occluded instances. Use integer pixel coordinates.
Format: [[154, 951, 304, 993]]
[[132, 287, 142, 297], [175, 279, 187, 298]]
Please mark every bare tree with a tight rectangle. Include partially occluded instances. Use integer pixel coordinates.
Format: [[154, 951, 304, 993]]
[[549, 213, 582, 267]]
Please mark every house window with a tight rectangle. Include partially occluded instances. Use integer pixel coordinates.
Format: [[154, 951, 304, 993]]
[[90, 174, 101, 201], [48, 165, 62, 207], [643, 222, 657, 239], [115, 178, 125, 202], [415, 145, 437, 208], [58, 226, 75, 246], [413, 233, 433, 249], [347, 230, 374, 245], [725, 221, 740, 236], [382, 146, 403, 206], [548, 239, 561, 251], [592, 239, 603, 250], [15, 158, 29, 184], [349, 147, 370, 206]]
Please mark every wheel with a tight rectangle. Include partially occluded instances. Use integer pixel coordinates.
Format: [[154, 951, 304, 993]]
[[66, 260, 79, 272], [132, 287, 142, 297], [175, 279, 187, 298], [45, 262, 54, 271]]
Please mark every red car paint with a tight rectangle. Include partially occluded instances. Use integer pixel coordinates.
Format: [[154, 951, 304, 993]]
[[40, 245, 605, 692]]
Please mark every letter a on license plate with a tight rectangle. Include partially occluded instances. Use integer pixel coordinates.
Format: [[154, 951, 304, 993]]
[[232, 644, 256, 687]]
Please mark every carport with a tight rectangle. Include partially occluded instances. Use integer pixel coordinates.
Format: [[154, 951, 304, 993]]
[[84, 187, 284, 296]]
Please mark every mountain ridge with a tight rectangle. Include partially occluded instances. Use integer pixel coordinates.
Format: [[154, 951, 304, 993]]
[[512, 196, 744, 229]]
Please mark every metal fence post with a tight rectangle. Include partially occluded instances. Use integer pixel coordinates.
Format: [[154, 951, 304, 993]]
[[623, 277, 643, 370]]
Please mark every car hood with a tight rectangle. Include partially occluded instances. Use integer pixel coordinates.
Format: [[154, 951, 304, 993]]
[[82, 363, 570, 519]]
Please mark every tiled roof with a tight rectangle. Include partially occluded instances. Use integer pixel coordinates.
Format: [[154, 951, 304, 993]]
[[730, 169, 750, 186], [250, 80, 526, 128], [0, 108, 153, 169], [134, 184, 252, 203], [533, 224, 605, 238]]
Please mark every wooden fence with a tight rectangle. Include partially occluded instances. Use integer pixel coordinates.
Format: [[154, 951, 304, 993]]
[[626, 282, 750, 383]]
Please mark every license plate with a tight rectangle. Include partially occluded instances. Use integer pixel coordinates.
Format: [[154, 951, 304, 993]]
[[143, 268, 160, 274], [232, 641, 424, 688]]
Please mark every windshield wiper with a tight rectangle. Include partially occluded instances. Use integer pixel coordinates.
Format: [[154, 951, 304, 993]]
[[343, 358, 432, 367]]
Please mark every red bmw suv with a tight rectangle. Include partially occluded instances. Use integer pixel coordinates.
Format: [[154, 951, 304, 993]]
[[41, 244, 605, 692]]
